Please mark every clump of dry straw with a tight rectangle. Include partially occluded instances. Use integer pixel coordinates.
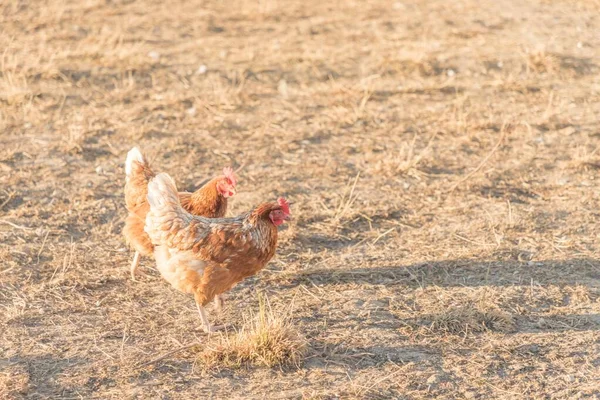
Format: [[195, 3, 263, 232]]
[[429, 305, 515, 335], [197, 294, 307, 369]]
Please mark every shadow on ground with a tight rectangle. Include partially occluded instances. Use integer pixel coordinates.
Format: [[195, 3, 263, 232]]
[[286, 258, 600, 289]]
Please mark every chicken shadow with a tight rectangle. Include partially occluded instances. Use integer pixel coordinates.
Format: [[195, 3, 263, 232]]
[[286, 258, 600, 289], [283, 258, 600, 334], [304, 340, 437, 371]]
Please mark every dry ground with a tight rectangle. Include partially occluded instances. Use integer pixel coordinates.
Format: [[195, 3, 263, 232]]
[[2, 0, 600, 398]]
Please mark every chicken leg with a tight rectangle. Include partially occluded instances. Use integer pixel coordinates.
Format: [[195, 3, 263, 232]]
[[196, 303, 226, 333], [214, 294, 225, 313], [130, 251, 140, 280]]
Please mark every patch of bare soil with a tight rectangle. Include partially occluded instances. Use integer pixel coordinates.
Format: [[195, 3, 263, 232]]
[[1, 0, 600, 398]]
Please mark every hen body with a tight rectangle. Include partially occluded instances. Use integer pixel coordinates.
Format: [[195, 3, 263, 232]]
[[144, 173, 290, 332]]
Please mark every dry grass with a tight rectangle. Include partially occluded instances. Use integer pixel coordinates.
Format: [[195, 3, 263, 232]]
[[2, 0, 600, 398], [525, 48, 560, 74], [197, 294, 306, 369], [0, 368, 29, 399], [428, 305, 515, 335]]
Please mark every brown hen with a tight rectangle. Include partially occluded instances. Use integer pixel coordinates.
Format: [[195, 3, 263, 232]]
[[144, 173, 291, 332]]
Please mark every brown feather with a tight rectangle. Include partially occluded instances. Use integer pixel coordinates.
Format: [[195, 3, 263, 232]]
[[145, 177, 285, 307], [123, 155, 229, 257]]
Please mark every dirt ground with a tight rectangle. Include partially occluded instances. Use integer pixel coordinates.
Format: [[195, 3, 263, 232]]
[[2, 0, 600, 398]]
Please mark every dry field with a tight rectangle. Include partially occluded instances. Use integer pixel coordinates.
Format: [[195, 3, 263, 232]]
[[2, 0, 600, 398]]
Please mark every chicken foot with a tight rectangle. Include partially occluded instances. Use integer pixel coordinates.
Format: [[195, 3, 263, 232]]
[[196, 303, 227, 333], [130, 251, 141, 280]]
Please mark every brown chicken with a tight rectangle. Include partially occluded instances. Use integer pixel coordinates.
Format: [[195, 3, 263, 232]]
[[144, 173, 291, 332], [123, 147, 237, 281]]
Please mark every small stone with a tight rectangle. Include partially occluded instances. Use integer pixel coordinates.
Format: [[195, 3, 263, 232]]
[[197, 65, 207, 74]]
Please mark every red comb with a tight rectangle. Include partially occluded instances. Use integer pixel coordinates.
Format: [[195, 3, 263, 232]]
[[222, 167, 237, 186], [277, 197, 291, 215]]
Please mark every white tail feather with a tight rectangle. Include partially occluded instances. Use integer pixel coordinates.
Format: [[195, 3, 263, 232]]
[[125, 147, 144, 177], [146, 173, 179, 209], [145, 173, 193, 246]]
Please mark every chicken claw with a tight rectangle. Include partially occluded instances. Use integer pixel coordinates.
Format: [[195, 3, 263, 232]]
[[197, 303, 227, 333]]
